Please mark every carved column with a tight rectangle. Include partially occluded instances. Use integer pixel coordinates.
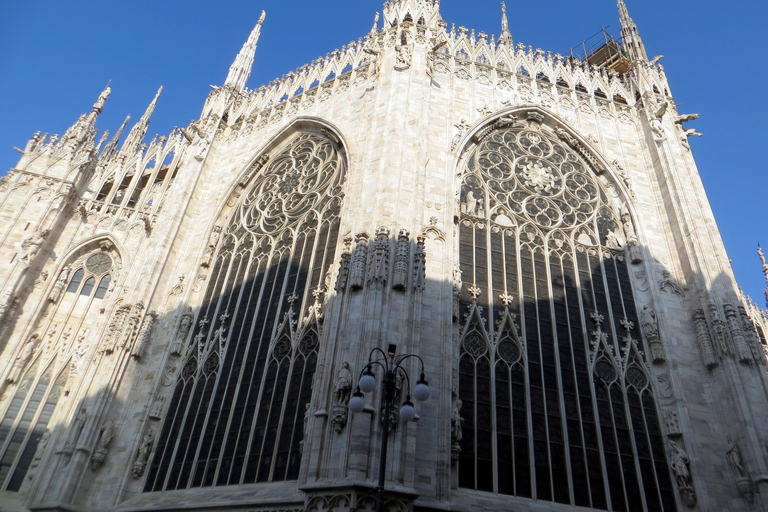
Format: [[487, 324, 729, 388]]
[[349, 232, 369, 290], [392, 229, 410, 290], [692, 309, 718, 369], [367, 226, 391, 285], [132, 311, 158, 360], [723, 303, 752, 363]]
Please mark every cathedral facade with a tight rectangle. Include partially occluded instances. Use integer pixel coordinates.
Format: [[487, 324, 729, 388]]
[[1, 1, 767, 511]]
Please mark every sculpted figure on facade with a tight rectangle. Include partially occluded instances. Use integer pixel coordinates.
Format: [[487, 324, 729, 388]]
[[641, 305, 665, 363], [621, 212, 642, 264], [452, 264, 463, 322], [663, 409, 681, 437], [451, 399, 463, 464], [48, 266, 71, 303], [101, 305, 131, 355], [91, 419, 116, 470], [707, 300, 731, 358], [726, 435, 754, 503], [349, 232, 369, 290], [20, 229, 50, 266], [170, 307, 194, 356], [7, 333, 39, 383], [335, 236, 353, 293], [63, 408, 88, 454], [132, 431, 154, 479], [132, 310, 158, 360], [368, 226, 391, 285], [669, 440, 696, 507], [200, 226, 222, 268], [332, 362, 353, 434], [392, 229, 410, 290], [723, 303, 752, 363], [413, 235, 426, 291]]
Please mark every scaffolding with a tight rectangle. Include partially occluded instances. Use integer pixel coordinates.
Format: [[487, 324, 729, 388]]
[[568, 27, 630, 74]]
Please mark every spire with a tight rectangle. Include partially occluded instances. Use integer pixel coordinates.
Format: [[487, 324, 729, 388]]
[[225, 10, 266, 90], [759, 244, 768, 308], [101, 115, 130, 160], [618, 0, 648, 62], [121, 86, 163, 154], [499, 2, 512, 46]]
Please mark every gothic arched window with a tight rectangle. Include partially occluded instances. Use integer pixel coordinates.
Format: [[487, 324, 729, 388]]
[[0, 248, 115, 489], [456, 116, 676, 511], [146, 130, 346, 492]]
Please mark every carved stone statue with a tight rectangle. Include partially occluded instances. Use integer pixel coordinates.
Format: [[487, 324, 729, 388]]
[[7, 333, 39, 383], [201, 226, 222, 268], [663, 409, 681, 437], [727, 435, 754, 503], [669, 440, 696, 507], [641, 305, 659, 338], [132, 431, 154, 479], [299, 403, 311, 454], [451, 399, 463, 464], [171, 307, 194, 356], [333, 362, 352, 406], [20, 229, 50, 266], [368, 227, 390, 284], [395, 44, 412, 69], [413, 236, 426, 292], [94, 86, 112, 112], [30, 429, 50, 470], [48, 266, 71, 303], [91, 419, 115, 470]]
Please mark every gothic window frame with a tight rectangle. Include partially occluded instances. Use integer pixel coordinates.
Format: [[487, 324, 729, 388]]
[[146, 122, 348, 493], [453, 108, 677, 511], [0, 238, 122, 490]]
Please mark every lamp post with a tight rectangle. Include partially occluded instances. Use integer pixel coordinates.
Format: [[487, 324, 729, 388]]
[[348, 348, 431, 512]]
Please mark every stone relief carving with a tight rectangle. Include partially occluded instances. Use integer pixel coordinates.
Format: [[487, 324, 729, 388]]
[[161, 364, 178, 387], [392, 229, 410, 291], [335, 236, 353, 293], [132, 311, 158, 360], [641, 305, 665, 363], [131, 431, 154, 479], [669, 440, 696, 507], [723, 303, 752, 363], [707, 301, 730, 359], [91, 419, 115, 471], [738, 305, 764, 364], [368, 226, 391, 285], [692, 309, 717, 369], [62, 408, 87, 458], [395, 44, 413, 70], [726, 436, 754, 503], [452, 264, 462, 322], [451, 118, 471, 151], [331, 362, 353, 434], [650, 103, 668, 142], [170, 307, 194, 356], [620, 212, 642, 264], [149, 395, 166, 420], [7, 333, 39, 383], [100, 305, 131, 355], [28, 429, 50, 479], [20, 229, 50, 266], [663, 409, 682, 438], [200, 226, 222, 268], [349, 232, 369, 290], [48, 266, 70, 303], [659, 270, 685, 297]]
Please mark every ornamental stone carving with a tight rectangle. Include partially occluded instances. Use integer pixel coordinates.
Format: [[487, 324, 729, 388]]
[[132, 431, 154, 479], [331, 362, 353, 433], [368, 226, 391, 285], [663, 409, 682, 438], [48, 266, 70, 303], [723, 303, 752, 363], [62, 408, 87, 455], [451, 399, 463, 464], [28, 429, 50, 479], [20, 229, 50, 266], [413, 236, 426, 291], [669, 440, 696, 508], [101, 305, 131, 355], [149, 395, 166, 420], [707, 301, 730, 358], [335, 236, 353, 293], [170, 307, 194, 356], [91, 419, 115, 471], [132, 311, 158, 360], [692, 309, 717, 368], [349, 232, 369, 290], [392, 229, 410, 291], [641, 305, 665, 363], [200, 226, 222, 268], [726, 436, 754, 503], [7, 333, 39, 383]]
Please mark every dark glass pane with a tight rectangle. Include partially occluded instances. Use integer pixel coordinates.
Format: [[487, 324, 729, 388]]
[[67, 268, 84, 293], [80, 277, 95, 296], [95, 275, 111, 299]]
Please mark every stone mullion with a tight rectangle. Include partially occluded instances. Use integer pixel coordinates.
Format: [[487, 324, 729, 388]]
[[484, 220, 499, 494], [635, 388, 667, 511], [544, 248, 575, 505]]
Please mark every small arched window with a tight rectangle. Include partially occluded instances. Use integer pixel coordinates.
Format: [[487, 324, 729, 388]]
[[66, 269, 84, 294], [80, 277, 95, 296], [95, 275, 111, 299]]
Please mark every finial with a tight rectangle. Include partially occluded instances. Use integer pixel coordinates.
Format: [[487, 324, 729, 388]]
[[499, 2, 512, 46], [371, 12, 380, 34], [225, 10, 267, 90], [760, 244, 768, 308], [93, 82, 112, 113]]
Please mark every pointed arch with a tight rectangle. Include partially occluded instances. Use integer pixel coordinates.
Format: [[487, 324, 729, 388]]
[[454, 107, 675, 509], [147, 119, 348, 492]]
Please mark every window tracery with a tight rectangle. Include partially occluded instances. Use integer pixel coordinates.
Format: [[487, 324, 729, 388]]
[[146, 131, 346, 491], [457, 117, 676, 511], [0, 243, 117, 489]]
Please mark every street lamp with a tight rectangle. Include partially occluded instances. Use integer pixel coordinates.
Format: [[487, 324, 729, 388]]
[[348, 348, 431, 512]]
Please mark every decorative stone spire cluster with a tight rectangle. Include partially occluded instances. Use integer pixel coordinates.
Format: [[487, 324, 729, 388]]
[[758, 245, 768, 308], [121, 86, 163, 155], [224, 10, 266, 90], [618, 0, 648, 62], [499, 2, 513, 46], [382, 0, 443, 31]]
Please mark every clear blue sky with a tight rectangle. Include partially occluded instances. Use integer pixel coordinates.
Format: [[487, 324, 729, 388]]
[[1, 1, 766, 302]]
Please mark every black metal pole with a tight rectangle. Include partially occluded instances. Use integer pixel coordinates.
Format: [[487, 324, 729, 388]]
[[375, 370, 392, 512]]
